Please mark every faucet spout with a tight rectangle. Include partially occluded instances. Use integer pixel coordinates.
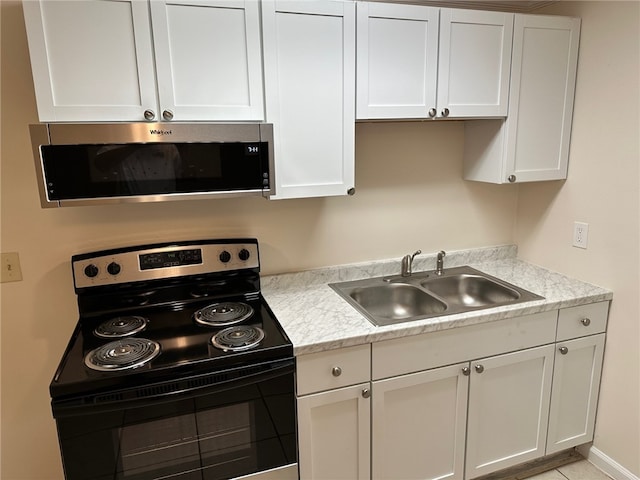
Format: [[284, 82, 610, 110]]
[[436, 250, 446, 276], [401, 250, 422, 277]]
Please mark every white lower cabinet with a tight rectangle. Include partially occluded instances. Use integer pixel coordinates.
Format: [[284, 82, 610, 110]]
[[372, 363, 468, 480], [296, 303, 608, 480], [297, 383, 371, 480], [465, 345, 555, 479], [547, 333, 606, 454]]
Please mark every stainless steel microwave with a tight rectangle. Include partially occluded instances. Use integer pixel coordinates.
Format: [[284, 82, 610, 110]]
[[29, 123, 275, 208]]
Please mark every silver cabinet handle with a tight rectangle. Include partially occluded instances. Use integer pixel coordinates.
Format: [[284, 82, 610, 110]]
[[474, 364, 484, 374], [331, 366, 342, 377], [428, 108, 437, 118], [559, 346, 569, 355], [144, 109, 155, 121], [462, 366, 471, 376], [162, 110, 174, 121], [441, 108, 450, 117], [508, 175, 517, 183], [581, 318, 591, 327], [362, 388, 371, 398], [347, 187, 356, 196]]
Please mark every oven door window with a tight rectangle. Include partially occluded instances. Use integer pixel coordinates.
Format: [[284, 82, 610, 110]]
[[55, 373, 295, 480], [40, 142, 269, 200]]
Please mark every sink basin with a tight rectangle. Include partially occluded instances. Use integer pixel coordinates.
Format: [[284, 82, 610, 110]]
[[329, 266, 543, 327], [349, 284, 446, 323], [420, 274, 520, 307]]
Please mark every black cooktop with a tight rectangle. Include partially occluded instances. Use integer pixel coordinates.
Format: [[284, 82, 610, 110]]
[[51, 295, 292, 400], [50, 239, 293, 401]]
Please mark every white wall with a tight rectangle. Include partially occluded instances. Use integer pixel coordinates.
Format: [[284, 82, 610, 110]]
[[0, 2, 518, 478], [517, 1, 640, 477]]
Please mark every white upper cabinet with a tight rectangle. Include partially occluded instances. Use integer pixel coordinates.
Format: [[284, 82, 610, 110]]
[[150, 0, 264, 121], [356, 2, 438, 119], [23, 0, 157, 122], [464, 14, 581, 183], [262, 0, 356, 199], [437, 8, 513, 118], [356, 2, 513, 120], [22, 0, 264, 122]]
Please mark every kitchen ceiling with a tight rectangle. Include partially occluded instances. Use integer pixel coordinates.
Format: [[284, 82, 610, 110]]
[[368, 0, 556, 12]]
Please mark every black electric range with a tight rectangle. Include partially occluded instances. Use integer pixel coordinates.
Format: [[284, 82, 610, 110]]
[[50, 239, 297, 480]]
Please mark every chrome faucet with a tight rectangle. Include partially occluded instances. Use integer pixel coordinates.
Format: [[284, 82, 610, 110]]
[[401, 250, 421, 277], [435, 250, 446, 276]]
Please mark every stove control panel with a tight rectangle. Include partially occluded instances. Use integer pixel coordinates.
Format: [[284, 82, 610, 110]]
[[73, 241, 259, 289]]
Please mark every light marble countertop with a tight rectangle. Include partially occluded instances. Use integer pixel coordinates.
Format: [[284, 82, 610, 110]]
[[261, 245, 613, 356]]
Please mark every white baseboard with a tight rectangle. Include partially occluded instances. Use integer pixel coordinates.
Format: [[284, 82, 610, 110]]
[[577, 445, 639, 480]]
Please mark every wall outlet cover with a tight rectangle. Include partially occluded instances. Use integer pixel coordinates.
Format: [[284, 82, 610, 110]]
[[573, 222, 589, 249]]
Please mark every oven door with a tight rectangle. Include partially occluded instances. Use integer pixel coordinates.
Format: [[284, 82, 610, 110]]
[[52, 360, 296, 480]]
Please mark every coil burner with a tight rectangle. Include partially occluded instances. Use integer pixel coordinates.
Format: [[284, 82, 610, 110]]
[[194, 302, 254, 327], [84, 338, 161, 372], [94, 316, 148, 339], [211, 325, 265, 352]]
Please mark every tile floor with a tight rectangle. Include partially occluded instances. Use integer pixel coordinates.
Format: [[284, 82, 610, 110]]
[[527, 460, 613, 480]]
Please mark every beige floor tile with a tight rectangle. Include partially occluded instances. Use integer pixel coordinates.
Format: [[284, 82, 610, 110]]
[[524, 470, 567, 480], [557, 460, 613, 480]]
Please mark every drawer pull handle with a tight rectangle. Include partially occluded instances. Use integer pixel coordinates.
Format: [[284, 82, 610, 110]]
[[462, 366, 471, 376], [474, 364, 484, 374], [331, 366, 342, 377], [362, 388, 371, 399], [581, 317, 591, 326], [559, 346, 569, 355]]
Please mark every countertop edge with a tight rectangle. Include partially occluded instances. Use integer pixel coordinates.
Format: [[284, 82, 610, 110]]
[[261, 246, 613, 357]]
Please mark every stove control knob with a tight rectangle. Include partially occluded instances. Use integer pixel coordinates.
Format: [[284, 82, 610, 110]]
[[84, 264, 99, 278], [238, 248, 251, 261], [107, 262, 121, 276], [219, 250, 231, 263]]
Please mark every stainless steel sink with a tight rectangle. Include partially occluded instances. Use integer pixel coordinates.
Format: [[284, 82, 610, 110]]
[[329, 266, 543, 327], [349, 284, 447, 322], [420, 273, 520, 307]]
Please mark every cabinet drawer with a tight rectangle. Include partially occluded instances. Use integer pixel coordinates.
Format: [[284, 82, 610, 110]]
[[557, 302, 608, 341], [373, 311, 558, 380], [297, 344, 371, 396]]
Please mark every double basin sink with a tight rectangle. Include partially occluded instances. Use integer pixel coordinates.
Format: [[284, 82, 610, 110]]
[[329, 266, 543, 327]]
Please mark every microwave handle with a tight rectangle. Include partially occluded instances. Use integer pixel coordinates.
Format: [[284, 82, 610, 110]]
[[52, 358, 294, 418]]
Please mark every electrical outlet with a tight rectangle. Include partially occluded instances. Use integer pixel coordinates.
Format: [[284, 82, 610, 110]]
[[573, 222, 589, 249], [1, 252, 23, 283]]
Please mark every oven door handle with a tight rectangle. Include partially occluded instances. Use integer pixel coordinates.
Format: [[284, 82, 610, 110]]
[[52, 358, 295, 418]]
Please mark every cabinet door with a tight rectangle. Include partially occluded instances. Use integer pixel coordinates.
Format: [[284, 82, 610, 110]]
[[504, 14, 581, 182], [356, 2, 439, 119], [547, 334, 605, 454], [150, 0, 264, 121], [262, 0, 356, 199], [465, 345, 555, 479], [437, 9, 513, 118], [22, 0, 158, 122], [372, 364, 468, 480], [463, 14, 580, 184], [297, 383, 371, 480]]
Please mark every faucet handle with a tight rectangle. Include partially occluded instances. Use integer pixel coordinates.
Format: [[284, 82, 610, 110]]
[[411, 250, 422, 261], [435, 250, 446, 275]]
